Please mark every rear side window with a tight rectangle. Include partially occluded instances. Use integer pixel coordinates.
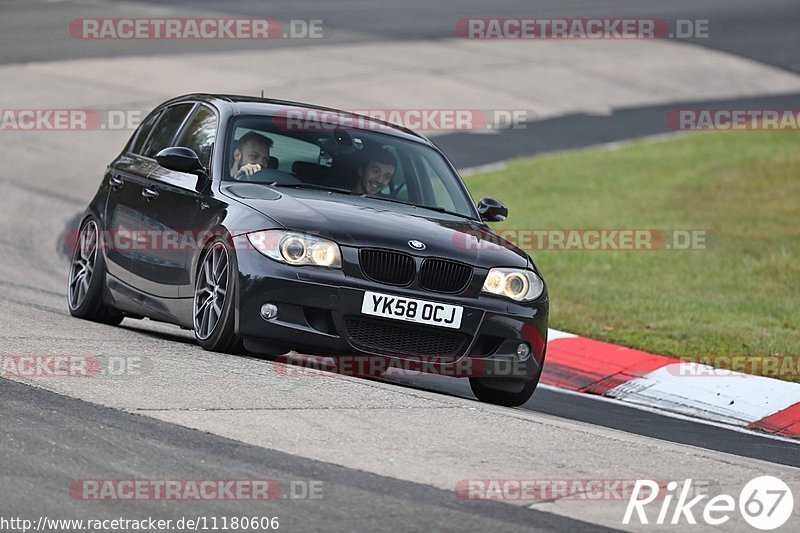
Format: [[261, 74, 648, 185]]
[[142, 103, 194, 158], [130, 110, 162, 155], [177, 105, 217, 168]]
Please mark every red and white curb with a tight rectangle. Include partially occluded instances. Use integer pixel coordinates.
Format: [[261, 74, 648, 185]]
[[543, 329, 800, 438]]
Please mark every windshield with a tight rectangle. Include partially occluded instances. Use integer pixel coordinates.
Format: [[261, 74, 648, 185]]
[[224, 114, 478, 218]]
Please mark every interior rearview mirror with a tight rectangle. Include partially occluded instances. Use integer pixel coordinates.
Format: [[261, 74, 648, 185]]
[[477, 197, 508, 222]]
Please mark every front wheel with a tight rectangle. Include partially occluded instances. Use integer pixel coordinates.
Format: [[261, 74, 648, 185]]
[[67, 217, 123, 325], [469, 376, 539, 407], [193, 239, 242, 353]]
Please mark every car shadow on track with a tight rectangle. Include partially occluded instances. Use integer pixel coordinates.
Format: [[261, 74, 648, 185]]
[[118, 321, 197, 345]]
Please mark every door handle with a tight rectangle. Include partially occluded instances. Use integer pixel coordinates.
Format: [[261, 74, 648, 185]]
[[142, 188, 159, 199], [109, 176, 124, 188]]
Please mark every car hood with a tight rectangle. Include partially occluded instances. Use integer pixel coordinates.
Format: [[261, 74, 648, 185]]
[[226, 185, 529, 269]]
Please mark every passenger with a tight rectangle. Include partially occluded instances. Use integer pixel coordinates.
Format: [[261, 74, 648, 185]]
[[352, 148, 397, 195], [230, 132, 273, 179]]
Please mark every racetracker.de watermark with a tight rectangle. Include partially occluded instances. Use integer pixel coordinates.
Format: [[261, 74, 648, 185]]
[[453, 229, 710, 252], [666, 357, 800, 380], [456, 479, 716, 502], [1, 108, 530, 132], [271, 108, 530, 132], [273, 354, 535, 380], [0, 355, 148, 378], [0, 109, 142, 131], [69, 18, 326, 40], [62, 228, 712, 254], [455, 18, 709, 40], [69, 479, 323, 501], [668, 109, 800, 130]]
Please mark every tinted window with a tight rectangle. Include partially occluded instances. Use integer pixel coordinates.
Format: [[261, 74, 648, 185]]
[[143, 103, 194, 158], [130, 110, 162, 155], [177, 105, 217, 168]]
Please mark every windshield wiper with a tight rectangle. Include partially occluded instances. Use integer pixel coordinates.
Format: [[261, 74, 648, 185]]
[[270, 182, 354, 195], [361, 195, 475, 220]]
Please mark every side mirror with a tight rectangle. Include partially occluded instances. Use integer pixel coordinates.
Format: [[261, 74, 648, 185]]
[[155, 147, 210, 192], [477, 197, 508, 222]]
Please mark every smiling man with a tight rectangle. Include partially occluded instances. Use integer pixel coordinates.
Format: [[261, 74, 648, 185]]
[[352, 148, 397, 195]]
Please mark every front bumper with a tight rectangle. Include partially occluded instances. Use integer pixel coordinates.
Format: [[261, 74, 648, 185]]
[[233, 237, 549, 379]]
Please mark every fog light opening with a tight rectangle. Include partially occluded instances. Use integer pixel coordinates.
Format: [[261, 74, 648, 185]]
[[515, 343, 531, 361], [260, 303, 278, 320]]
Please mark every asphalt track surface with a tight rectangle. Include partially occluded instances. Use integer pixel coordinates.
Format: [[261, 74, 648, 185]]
[[1, 0, 799, 531], [0, 378, 611, 532]]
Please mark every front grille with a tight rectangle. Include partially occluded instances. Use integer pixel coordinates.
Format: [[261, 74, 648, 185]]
[[344, 316, 470, 357], [359, 249, 415, 286], [419, 259, 473, 293]]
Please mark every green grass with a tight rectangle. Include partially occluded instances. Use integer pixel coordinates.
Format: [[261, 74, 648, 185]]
[[465, 131, 800, 380]]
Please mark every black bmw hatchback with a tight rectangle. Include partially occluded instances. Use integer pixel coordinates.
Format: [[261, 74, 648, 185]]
[[67, 94, 549, 406]]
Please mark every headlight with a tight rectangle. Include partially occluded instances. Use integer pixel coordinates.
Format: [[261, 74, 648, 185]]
[[481, 268, 543, 301], [247, 230, 342, 269]]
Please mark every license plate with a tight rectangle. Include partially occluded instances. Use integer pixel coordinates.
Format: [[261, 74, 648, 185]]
[[361, 291, 463, 329]]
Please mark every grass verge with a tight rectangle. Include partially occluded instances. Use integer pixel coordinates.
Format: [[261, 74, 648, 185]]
[[466, 131, 799, 380]]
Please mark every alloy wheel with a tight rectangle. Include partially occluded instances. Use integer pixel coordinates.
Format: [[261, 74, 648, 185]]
[[193, 242, 229, 340], [68, 220, 99, 310]]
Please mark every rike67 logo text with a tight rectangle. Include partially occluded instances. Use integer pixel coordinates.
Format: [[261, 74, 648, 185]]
[[624, 476, 794, 530]]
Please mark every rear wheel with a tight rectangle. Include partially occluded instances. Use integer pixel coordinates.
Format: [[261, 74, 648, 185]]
[[193, 239, 242, 353], [67, 217, 124, 325]]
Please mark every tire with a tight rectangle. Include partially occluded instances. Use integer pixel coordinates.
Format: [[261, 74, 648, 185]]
[[242, 338, 290, 358], [67, 217, 124, 325], [469, 377, 539, 407], [193, 238, 242, 353], [469, 355, 545, 407]]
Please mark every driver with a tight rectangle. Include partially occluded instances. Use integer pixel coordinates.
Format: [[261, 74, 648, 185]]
[[352, 148, 397, 195], [230, 132, 273, 179]]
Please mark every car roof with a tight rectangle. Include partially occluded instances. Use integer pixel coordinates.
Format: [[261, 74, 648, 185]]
[[161, 93, 435, 146]]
